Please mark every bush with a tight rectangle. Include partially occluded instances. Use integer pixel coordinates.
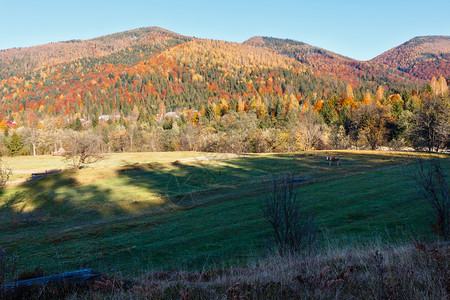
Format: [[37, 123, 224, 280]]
[[413, 158, 449, 239], [0, 247, 18, 299], [0, 160, 11, 190], [260, 172, 316, 254]]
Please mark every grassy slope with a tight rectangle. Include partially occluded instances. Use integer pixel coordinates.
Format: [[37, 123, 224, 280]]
[[3, 152, 212, 181], [0, 151, 448, 275]]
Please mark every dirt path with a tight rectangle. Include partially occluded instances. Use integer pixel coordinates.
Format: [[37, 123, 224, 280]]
[[6, 178, 28, 186], [175, 154, 244, 162], [6, 169, 64, 186], [12, 170, 46, 174]]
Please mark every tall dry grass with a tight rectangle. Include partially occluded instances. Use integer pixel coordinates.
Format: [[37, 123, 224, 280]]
[[42, 241, 447, 299]]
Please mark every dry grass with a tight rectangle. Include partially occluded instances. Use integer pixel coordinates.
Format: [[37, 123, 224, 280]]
[[119, 242, 449, 299], [8, 241, 447, 299]]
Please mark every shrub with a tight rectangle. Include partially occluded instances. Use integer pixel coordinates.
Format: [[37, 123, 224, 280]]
[[0, 160, 11, 190], [0, 247, 18, 299], [413, 158, 449, 239], [260, 172, 316, 254]]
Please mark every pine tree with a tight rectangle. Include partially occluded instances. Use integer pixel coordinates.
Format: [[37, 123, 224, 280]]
[[72, 118, 83, 131], [92, 114, 99, 128], [7, 132, 23, 156]]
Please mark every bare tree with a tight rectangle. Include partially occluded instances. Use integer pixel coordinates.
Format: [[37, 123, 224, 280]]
[[260, 172, 316, 254], [64, 130, 104, 169], [128, 122, 139, 152], [414, 158, 449, 240], [0, 160, 12, 189], [408, 96, 449, 152], [294, 108, 323, 151], [20, 127, 40, 156], [355, 102, 387, 150]]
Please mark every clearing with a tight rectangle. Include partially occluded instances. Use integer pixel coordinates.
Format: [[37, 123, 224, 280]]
[[0, 150, 448, 274]]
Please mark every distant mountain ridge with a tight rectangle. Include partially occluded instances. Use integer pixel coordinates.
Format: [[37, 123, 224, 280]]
[[243, 36, 349, 60], [371, 36, 450, 80], [243, 36, 423, 88], [0, 27, 191, 78], [1, 27, 448, 86]]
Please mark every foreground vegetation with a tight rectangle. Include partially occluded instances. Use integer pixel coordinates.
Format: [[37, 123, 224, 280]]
[[72, 242, 450, 299], [2, 240, 448, 299]]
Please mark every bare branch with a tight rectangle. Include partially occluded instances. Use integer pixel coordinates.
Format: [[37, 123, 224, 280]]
[[63, 131, 104, 169], [260, 172, 316, 254], [0, 160, 12, 189], [413, 158, 449, 239]]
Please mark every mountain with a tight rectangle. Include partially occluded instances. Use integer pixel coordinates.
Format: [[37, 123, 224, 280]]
[[0, 37, 344, 121], [243, 36, 423, 89], [371, 36, 450, 80], [0, 27, 191, 79], [0, 27, 445, 124], [243, 36, 349, 60]]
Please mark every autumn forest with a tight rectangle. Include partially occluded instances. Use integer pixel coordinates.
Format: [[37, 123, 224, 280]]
[[0, 27, 449, 156]]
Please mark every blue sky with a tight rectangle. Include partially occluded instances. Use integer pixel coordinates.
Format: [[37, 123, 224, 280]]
[[1, 0, 449, 60]]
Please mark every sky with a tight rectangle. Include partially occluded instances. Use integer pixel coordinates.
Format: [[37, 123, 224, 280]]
[[1, 0, 449, 60]]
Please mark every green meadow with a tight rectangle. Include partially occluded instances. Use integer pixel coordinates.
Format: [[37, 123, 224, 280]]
[[0, 151, 448, 275]]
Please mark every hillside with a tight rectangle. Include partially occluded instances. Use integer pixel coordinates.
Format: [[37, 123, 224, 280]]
[[243, 36, 424, 88], [0, 151, 448, 298], [0, 38, 350, 122], [0, 27, 446, 144], [0, 27, 190, 79], [1, 151, 447, 274], [371, 36, 450, 80], [243, 36, 349, 60]]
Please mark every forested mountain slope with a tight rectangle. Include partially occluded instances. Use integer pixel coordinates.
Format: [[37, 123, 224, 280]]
[[0, 27, 191, 79], [371, 36, 450, 80], [243, 36, 424, 89], [0, 38, 346, 121], [0, 27, 445, 136]]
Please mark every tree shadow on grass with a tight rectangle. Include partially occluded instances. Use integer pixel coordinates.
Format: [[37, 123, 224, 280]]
[[0, 152, 438, 274], [0, 170, 129, 229], [0, 170, 146, 273], [115, 154, 323, 208], [114, 151, 424, 211], [0, 151, 417, 227]]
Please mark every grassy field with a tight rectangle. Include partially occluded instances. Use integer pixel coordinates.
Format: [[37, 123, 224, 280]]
[[0, 150, 448, 276], [2, 151, 215, 181]]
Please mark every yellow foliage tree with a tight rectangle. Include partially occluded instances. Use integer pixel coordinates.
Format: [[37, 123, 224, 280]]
[[437, 76, 448, 96], [430, 76, 438, 96], [375, 86, 384, 103], [362, 90, 372, 104], [345, 84, 354, 99]]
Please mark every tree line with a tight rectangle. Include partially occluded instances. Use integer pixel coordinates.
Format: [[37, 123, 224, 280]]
[[0, 76, 448, 158]]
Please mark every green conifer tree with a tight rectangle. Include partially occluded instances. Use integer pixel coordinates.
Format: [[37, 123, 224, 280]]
[[7, 132, 23, 156]]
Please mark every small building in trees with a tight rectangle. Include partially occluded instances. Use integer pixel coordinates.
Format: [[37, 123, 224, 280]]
[[52, 147, 67, 156]]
